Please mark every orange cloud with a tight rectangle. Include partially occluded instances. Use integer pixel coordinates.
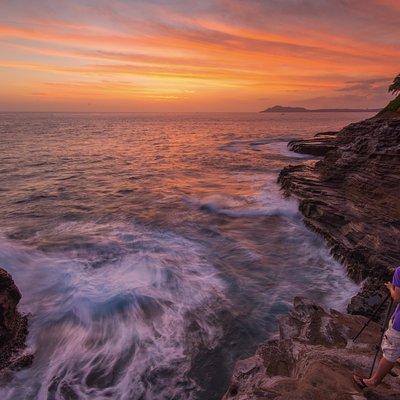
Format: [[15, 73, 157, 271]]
[[0, 0, 399, 111]]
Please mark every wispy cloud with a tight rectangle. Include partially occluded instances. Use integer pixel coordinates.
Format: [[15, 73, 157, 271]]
[[336, 77, 391, 94], [0, 0, 399, 111]]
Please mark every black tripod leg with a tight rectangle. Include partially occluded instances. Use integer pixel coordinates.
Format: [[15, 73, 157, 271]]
[[369, 344, 381, 379], [353, 293, 390, 342], [369, 298, 394, 378]]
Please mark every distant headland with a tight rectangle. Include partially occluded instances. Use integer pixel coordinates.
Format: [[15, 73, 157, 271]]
[[261, 105, 381, 113]]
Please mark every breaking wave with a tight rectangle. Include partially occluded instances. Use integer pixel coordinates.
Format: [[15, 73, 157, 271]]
[[0, 223, 227, 400], [185, 176, 298, 219]]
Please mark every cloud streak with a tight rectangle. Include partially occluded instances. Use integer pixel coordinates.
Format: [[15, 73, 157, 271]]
[[0, 0, 399, 111]]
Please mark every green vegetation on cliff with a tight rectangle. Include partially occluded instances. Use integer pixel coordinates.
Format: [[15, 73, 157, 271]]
[[381, 73, 400, 113], [381, 94, 400, 113], [388, 73, 400, 95]]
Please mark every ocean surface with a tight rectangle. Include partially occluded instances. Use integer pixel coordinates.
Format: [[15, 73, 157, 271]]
[[0, 112, 372, 400]]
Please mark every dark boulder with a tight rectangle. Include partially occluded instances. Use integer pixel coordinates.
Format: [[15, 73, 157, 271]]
[[0, 267, 32, 374]]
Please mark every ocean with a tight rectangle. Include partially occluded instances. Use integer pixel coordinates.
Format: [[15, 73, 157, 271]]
[[0, 112, 371, 400]]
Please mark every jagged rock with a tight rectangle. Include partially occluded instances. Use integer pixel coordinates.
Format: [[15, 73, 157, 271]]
[[222, 298, 400, 400], [278, 114, 400, 316], [347, 278, 389, 322], [0, 267, 32, 374], [278, 297, 348, 347], [288, 132, 337, 156]]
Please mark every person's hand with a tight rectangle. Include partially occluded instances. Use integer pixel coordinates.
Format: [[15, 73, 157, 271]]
[[385, 282, 394, 292]]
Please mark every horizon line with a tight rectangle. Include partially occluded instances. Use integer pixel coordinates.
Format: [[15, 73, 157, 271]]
[[0, 109, 381, 114]]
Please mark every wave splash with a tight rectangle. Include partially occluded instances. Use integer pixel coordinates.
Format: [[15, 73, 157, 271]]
[[0, 223, 227, 400], [185, 175, 298, 219]]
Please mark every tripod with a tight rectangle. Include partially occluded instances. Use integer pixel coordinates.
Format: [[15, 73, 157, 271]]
[[352, 293, 394, 378]]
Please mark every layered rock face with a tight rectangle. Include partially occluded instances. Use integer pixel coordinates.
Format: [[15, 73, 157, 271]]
[[279, 115, 400, 318], [287, 131, 337, 156], [0, 267, 32, 373], [223, 297, 400, 400]]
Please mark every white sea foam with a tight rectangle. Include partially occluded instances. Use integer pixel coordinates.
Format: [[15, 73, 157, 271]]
[[186, 174, 299, 219], [220, 139, 311, 159], [250, 141, 312, 159], [0, 223, 227, 400]]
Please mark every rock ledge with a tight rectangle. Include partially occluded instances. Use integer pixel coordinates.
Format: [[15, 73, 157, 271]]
[[222, 297, 400, 400]]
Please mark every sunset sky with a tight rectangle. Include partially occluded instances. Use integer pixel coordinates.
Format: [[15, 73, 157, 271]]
[[1, 0, 400, 112]]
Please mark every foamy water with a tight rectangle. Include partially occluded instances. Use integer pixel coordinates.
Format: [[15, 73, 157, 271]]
[[1, 225, 227, 399], [0, 112, 368, 399]]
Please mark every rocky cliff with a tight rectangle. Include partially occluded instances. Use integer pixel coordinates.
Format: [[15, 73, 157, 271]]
[[0, 267, 32, 376], [280, 113, 400, 318], [222, 107, 400, 399]]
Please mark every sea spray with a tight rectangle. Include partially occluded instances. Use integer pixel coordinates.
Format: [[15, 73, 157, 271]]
[[0, 224, 228, 400]]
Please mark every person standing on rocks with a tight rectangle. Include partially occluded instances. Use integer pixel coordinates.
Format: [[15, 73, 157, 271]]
[[354, 266, 400, 388]]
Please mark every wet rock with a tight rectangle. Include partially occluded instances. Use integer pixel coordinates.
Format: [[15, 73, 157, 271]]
[[278, 114, 400, 317], [222, 298, 400, 400], [347, 278, 389, 322], [288, 132, 337, 156], [0, 267, 32, 374], [278, 297, 347, 347]]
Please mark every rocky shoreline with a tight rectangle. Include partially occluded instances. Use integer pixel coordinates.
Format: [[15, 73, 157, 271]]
[[279, 113, 400, 319], [0, 106, 399, 397], [223, 108, 400, 399]]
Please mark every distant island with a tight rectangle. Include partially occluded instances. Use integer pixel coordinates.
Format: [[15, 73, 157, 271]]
[[261, 105, 381, 113]]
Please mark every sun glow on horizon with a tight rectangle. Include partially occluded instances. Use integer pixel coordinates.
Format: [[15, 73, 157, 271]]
[[1, 0, 399, 112]]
